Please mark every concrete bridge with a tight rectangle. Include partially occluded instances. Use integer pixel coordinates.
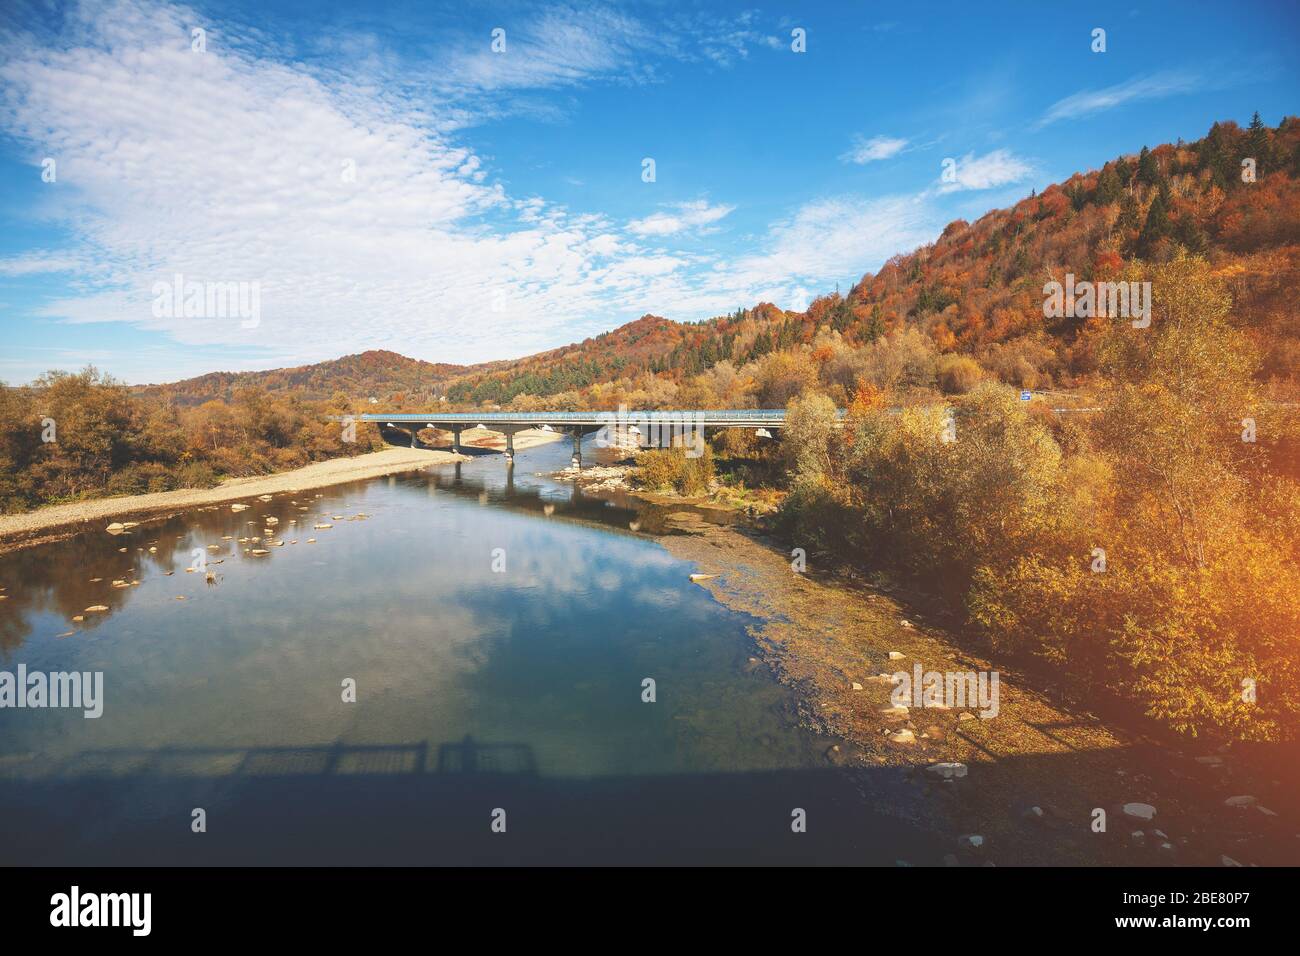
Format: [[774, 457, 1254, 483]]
[[347, 410, 822, 465]]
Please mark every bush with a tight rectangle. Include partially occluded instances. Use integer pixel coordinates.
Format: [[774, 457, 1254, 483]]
[[105, 462, 175, 495], [175, 461, 220, 488], [860, 327, 937, 393], [634, 445, 714, 495], [105, 465, 148, 496], [935, 353, 983, 394]]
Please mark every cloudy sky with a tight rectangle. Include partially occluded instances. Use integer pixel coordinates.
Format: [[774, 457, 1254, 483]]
[[0, 0, 1295, 383]]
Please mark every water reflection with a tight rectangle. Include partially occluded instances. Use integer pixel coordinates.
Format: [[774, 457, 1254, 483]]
[[0, 439, 925, 863]]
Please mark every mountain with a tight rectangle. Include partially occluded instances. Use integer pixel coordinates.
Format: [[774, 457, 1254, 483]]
[[150, 115, 1300, 410], [143, 350, 468, 406], [436, 114, 1300, 408]]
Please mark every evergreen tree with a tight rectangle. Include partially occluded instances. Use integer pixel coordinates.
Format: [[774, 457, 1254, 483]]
[[831, 298, 853, 333], [1136, 146, 1160, 187], [1198, 122, 1233, 190], [1116, 192, 1141, 234], [1114, 157, 1133, 188], [862, 304, 885, 343], [1246, 111, 1271, 175], [1138, 181, 1173, 256], [1173, 214, 1207, 255], [1095, 164, 1123, 205]]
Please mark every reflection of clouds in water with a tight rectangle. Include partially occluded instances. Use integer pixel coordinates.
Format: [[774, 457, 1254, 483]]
[[0, 469, 763, 774], [58, 599, 506, 754], [636, 588, 683, 611]]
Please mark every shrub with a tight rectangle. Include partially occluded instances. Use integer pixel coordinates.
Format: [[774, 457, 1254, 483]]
[[935, 353, 983, 394], [634, 445, 714, 495], [105, 464, 148, 496], [175, 461, 220, 488]]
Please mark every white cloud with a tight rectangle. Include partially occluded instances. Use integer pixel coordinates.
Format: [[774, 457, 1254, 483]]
[[0, 253, 94, 276], [840, 134, 908, 165], [1037, 71, 1202, 126], [0, 0, 952, 381], [0, 0, 699, 368], [626, 194, 940, 320], [433, 6, 666, 96], [627, 200, 734, 236], [937, 149, 1034, 192], [722, 195, 935, 290]]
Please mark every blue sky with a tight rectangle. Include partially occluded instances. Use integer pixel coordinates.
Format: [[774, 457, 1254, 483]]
[[0, 0, 1296, 384]]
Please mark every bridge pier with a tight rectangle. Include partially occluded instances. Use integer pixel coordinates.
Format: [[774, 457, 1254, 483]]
[[498, 425, 523, 463], [450, 426, 463, 454]]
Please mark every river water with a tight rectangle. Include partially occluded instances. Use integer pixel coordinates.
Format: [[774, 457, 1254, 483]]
[[0, 439, 945, 865]]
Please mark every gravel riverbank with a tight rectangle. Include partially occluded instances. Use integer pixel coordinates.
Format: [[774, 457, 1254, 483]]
[[0, 429, 563, 553]]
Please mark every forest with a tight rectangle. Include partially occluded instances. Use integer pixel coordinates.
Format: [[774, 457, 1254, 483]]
[[773, 254, 1298, 743], [0, 372, 379, 510], [435, 114, 1299, 413]]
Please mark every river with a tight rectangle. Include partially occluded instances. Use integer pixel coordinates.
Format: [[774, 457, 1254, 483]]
[[0, 439, 947, 865]]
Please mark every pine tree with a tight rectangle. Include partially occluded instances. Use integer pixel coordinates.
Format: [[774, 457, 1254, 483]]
[[1198, 122, 1233, 190], [1136, 146, 1160, 187], [1138, 181, 1173, 256], [1114, 157, 1133, 188], [1173, 214, 1207, 255], [1095, 164, 1123, 205], [1246, 111, 1270, 175], [863, 304, 885, 343]]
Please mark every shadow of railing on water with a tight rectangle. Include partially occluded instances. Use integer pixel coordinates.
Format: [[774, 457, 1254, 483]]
[[5, 737, 1297, 868], [1, 734, 949, 867]]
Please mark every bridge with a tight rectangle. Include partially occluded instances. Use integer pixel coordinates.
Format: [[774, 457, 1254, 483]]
[[345, 410, 816, 464], [342, 395, 1104, 465]]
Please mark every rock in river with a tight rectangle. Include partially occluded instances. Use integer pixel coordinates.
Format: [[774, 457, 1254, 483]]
[[1122, 803, 1157, 821]]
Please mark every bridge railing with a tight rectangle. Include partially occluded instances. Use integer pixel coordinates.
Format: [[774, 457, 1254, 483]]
[[342, 409, 832, 424]]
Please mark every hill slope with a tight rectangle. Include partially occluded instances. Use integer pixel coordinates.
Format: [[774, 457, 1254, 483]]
[[436, 114, 1299, 409], [144, 350, 467, 406], [150, 114, 1300, 411]]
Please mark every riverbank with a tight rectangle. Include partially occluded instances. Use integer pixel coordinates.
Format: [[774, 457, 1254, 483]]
[[622, 490, 1293, 866], [0, 429, 562, 554]]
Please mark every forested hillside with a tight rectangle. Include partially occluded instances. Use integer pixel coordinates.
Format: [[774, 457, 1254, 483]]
[[142, 350, 467, 406], [442, 114, 1300, 410], [140, 114, 1299, 417]]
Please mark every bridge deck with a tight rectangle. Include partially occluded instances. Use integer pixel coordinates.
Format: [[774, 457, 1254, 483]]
[[349, 410, 826, 427]]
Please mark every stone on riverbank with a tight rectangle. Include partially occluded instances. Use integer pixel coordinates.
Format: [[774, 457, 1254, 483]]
[[1122, 803, 1157, 821], [926, 761, 968, 780]]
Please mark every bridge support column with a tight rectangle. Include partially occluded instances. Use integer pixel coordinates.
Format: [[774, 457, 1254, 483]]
[[505, 430, 515, 461], [451, 426, 463, 454], [571, 428, 582, 469], [407, 427, 419, 449]]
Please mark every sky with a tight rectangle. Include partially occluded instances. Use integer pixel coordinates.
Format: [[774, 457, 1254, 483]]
[[0, 0, 1296, 385]]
